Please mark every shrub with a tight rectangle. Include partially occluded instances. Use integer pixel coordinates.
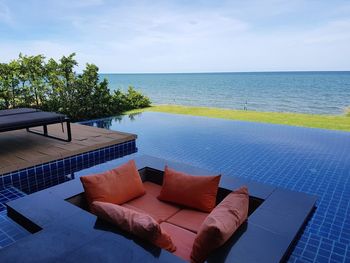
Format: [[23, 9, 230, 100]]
[[125, 86, 151, 109], [0, 53, 151, 121], [111, 86, 151, 113]]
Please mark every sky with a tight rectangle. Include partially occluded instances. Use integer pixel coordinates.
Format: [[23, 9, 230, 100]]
[[0, 0, 350, 73]]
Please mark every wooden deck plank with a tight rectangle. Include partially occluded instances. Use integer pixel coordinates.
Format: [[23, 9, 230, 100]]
[[0, 123, 136, 175]]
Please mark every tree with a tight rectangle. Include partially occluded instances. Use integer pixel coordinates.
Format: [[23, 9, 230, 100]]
[[44, 58, 62, 112], [0, 53, 151, 120], [0, 63, 11, 109], [19, 54, 46, 108]]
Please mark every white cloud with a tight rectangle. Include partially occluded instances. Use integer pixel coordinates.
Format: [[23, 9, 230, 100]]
[[0, 1, 349, 72]]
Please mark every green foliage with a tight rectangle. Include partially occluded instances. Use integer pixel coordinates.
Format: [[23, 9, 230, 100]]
[[112, 86, 151, 112], [0, 53, 151, 120], [125, 86, 151, 109]]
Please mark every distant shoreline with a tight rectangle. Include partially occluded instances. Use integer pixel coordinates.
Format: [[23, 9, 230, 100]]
[[100, 71, 350, 75]]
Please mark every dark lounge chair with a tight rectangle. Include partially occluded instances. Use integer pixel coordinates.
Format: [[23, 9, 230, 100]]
[[0, 108, 71, 142]]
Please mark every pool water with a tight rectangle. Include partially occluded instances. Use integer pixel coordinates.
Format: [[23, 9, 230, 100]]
[[1, 111, 349, 262], [82, 112, 350, 263]]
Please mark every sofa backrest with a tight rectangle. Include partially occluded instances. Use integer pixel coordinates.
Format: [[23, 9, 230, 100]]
[[67, 167, 263, 216]]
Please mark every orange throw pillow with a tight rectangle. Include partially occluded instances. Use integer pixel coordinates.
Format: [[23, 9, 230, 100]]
[[158, 166, 221, 212], [91, 201, 176, 252], [80, 160, 145, 208], [191, 187, 249, 263]]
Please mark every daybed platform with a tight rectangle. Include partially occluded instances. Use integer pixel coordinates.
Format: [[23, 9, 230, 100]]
[[0, 108, 71, 142], [1, 156, 317, 263]]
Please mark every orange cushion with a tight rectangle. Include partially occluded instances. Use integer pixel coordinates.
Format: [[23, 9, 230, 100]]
[[167, 209, 209, 233], [191, 187, 249, 263], [158, 166, 221, 212], [160, 222, 196, 261], [80, 160, 145, 208], [92, 201, 176, 252], [123, 182, 181, 222]]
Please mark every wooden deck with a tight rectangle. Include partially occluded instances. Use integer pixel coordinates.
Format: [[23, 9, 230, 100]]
[[0, 123, 136, 175]]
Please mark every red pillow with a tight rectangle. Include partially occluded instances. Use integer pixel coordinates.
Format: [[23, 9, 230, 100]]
[[158, 166, 221, 212], [80, 160, 145, 208], [91, 201, 176, 252], [191, 187, 249, 263]]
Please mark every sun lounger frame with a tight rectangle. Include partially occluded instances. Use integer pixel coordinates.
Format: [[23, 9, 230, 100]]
[[0, 108, 72, 142]]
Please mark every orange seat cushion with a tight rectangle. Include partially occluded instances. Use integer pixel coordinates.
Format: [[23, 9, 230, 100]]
[[158, 166, 221, 212], [80, 160, 145, 209], [123, 181, 181, 222], [167, 209, 209, 233], [91, 201, 176, 252], [191, 187, 249, 263], [160, 222, 196, 262]]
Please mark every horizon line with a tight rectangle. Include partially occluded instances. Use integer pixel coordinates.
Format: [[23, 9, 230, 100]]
[[98, 70, 350, 75]]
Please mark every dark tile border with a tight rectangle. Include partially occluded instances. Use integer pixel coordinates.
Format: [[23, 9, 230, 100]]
[[0, 140, 137, 194]]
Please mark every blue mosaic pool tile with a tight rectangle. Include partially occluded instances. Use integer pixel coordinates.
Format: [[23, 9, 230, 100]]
[[0, 140, 137, 250], [81, 112, 350, 263], [0, 210, 29, 249], [0, 187, 26, 212], [0, 140, 137, 194], [1, 112, 348, 261], [2, 176, 11, 188]]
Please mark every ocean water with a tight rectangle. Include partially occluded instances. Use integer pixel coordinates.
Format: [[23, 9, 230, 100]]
[[100, 71, 350, 115]]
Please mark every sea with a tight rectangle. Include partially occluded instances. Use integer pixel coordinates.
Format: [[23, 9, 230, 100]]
[[100, 71, 350, 115]]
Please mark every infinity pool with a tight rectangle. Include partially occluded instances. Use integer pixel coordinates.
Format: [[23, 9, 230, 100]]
[[82, 112, 350, 263]]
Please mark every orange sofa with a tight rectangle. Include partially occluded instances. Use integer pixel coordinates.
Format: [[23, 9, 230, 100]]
[[80, 160, 248, 262], [3, 156, 317, 263], [122, 180, 208, 261]]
